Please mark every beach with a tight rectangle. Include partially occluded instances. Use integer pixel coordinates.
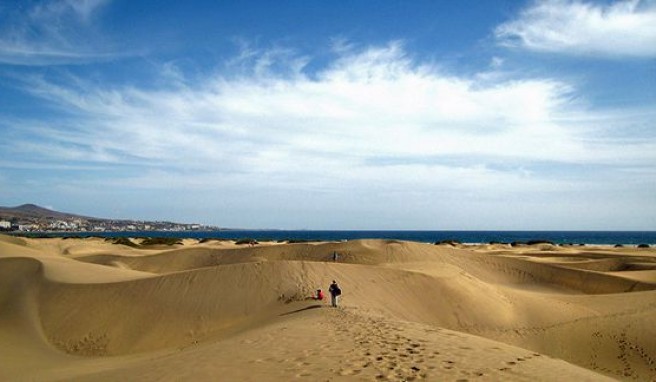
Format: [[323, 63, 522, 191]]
[[1, 235, 655, 381]]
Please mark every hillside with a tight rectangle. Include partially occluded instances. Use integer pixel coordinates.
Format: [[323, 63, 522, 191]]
[[0, 204, 212, 232], [0, 204, 92, 221]]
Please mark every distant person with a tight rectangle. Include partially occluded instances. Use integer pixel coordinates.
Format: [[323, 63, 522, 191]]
[[305, 289, 324, 301], [332, 251, 339, 262], [329, 280, 341, 307]]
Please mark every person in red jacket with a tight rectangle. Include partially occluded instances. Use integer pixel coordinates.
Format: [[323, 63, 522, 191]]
[[315, 289, 325, 300]]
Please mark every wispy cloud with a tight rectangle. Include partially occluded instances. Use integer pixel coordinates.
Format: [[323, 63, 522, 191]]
[[4, 42, 654, 195], [495, 0, 656, 57], [0, 0, 116, 65], [2, 41, 654, 228]]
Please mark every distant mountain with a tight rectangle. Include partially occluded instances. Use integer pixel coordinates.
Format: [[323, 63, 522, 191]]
[[0, 204, 215, 232], [0, 204, 95, 221]]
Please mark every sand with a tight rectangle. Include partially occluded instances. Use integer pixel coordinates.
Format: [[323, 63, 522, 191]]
[[1, 235, 655, 381]]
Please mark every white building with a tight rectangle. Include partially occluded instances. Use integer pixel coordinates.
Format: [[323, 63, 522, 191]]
[[0, 220, 11, 229]]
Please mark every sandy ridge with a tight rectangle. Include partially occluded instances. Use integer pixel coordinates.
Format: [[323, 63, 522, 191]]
[[1, 235, 655, 381]]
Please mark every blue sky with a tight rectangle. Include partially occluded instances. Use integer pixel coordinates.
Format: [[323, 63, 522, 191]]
[[1, 0, 655, 230]]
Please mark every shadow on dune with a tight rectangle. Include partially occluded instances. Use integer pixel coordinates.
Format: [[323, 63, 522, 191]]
[[279, 304, 324, 316]]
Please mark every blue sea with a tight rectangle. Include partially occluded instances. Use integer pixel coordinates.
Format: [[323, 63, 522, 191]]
[[56, 230, 656, 245]]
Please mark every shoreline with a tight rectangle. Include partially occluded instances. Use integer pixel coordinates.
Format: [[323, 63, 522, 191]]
[[4, 230, 655, 246]]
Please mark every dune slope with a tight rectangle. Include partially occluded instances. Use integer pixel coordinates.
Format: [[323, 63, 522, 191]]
[[1, 235, 655, 381]]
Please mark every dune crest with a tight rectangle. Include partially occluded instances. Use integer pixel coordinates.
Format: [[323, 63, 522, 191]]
[[1, 235, 654, 381]]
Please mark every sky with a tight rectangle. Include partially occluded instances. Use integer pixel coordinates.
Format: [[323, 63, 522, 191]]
[[0, 0, 655, 230]]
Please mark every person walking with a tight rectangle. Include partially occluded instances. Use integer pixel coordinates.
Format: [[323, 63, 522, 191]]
[[328, 280, 341, 307]]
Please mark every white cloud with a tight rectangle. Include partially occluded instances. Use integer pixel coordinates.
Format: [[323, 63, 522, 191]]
[[27, 0, 109, 23], [0, 0, 113, 65], [490, 56, 505, 69], [496, 0, 656, 57], [16, 44, 593, 169], [3, 42, 655, 228], [14, 44, 652, 171]]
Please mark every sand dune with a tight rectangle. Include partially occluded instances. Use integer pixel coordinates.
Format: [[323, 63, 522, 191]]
[[1, 234, 655, 381]]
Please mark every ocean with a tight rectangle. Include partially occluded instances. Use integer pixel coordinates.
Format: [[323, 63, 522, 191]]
[[49, 230, 656, 245]]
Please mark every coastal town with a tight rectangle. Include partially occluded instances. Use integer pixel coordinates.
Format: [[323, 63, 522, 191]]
[[0, 218, 211, 233], [0, 204, 217, 233]]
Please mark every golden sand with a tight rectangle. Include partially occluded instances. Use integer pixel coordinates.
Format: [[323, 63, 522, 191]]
[[1, 235, 655, 381]]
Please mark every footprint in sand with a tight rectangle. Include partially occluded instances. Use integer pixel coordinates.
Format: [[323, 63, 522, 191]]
[[338, 368, 361, 376], [383, 360, 398, 370]]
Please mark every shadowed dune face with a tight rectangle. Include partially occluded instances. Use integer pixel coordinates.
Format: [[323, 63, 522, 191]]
[[74, 240, 656, 293], [74, 239, 453, 273], [1, 235, 655, 381], [441, 252, 656, 294], [38, 261, 314, 355]]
